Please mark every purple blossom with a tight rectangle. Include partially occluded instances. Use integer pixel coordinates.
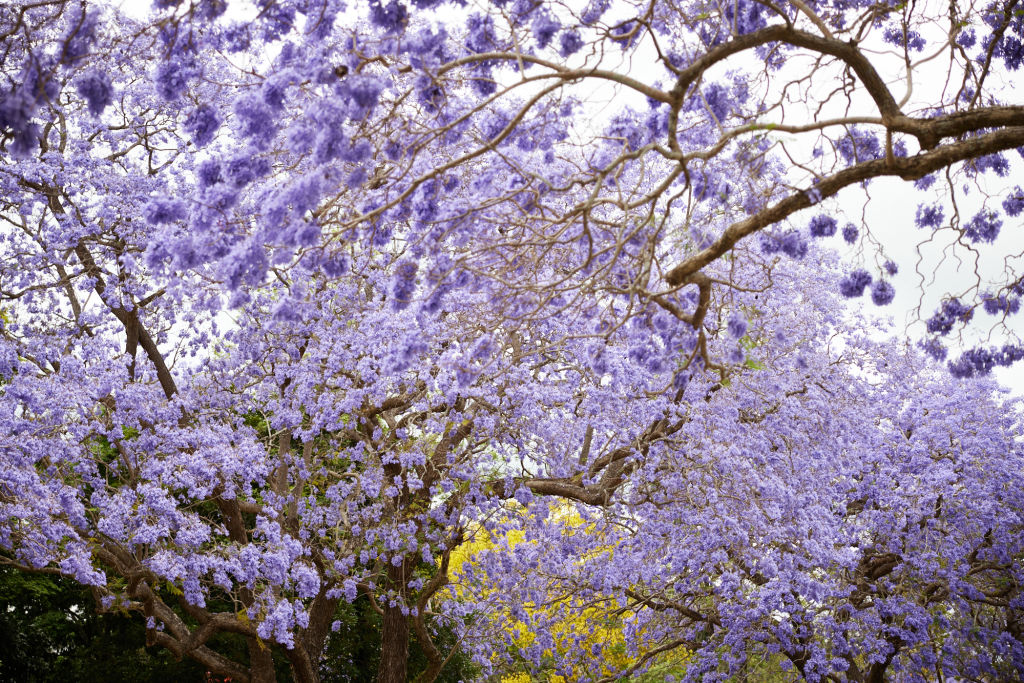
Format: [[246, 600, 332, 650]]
[[871, 279, 895, 306], [702, 83, 732, 122], [532, 12, 560, 49], [994, 35, 1024, 71], [391, 259, 418, 310], [416, 77, 445, 113], [184, 104, 220, 148], [465, 14, 500, 54], [839, 269, 872, 298], [319, 252, 348, 277], [883, 26, 926, 51], [780, 231, 807, 259], [982, 293, 1020, 316], [836, 127, 881, 163], [919, 337, 947, 361], [346, 76, 383, 113], [915, 204, 945, 229], [927, 299, 973, 335], [760, 230, 807, 259], [581, 0, 611, 24], [609, 21, 641, 50], [196, 159, 221, 188], [1002, 189, 1024, 216], [841, 223, 858, 244], [0, 90, 41, 157], [808, 214, 837, 238], [726, 314, 748, 339], [154, 57, 196, 100], [234, 94, 276, 145], [61, 10, 100, 63], [369, 0, 408, 33], [967, 153, 1009, 177], [949, 344, 1024, 378], [144, 198, 188, 224], [559, 30, 584, 57], [963, 210, 1001, 243], [75, 70, 113, 115], [256, 1, 296, 42], [225, 153, 271, 187]]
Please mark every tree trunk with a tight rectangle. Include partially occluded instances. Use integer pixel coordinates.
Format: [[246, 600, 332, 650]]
[[248, 636, 277, 683], [285, 645, 320, 683], [376, 563, 410, 683], [297, 590, 340, 683], [377, 603, 410, 683]]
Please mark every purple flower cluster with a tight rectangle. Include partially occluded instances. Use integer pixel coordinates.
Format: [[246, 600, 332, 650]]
[[154, 57, 198, 100], [839, 269, 871, 298], [982, 293, 1021, 316], [234, 94, 277, 147], [726, 314, 748, 339], [948, 343, 1024, 378], [369, 0, 408, 33], [927, 299, 973, 335], [1002, 189, 1024, 216], [184, 105, 220, 148], [61, 10, 100, 63], [144, 198, 188, 225], [560, 30, 584, 57], [760, 230, 807, 259], [966, 152, 1009, 177], [532, 11, 560, 49], [391, 259, 418, 310], [836, 127, 881, 163], [75, 70, 113, 116], [963, 210, 1002, 243], [581, 0, 611, 24], [994, 35, 1024, 70], [345, 76, 384, 115], [222, 154, 269, 188], [919, 337, 947, 361], [702, 83, 732, 122], [808, 214, 838, 238], [842, 223, 858, 244], [915, 204, 945, 229], [871, 279, 895, 306], [883, 26, 926, 51]]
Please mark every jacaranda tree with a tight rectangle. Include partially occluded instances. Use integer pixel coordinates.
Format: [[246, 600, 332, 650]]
[[1, 1, 1023, 681]]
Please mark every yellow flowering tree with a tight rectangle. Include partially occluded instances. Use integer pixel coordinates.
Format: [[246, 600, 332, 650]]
[[446, 505, 691, 682]]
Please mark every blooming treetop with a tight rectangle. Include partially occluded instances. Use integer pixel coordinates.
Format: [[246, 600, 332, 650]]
[[1, 1, 1023, 682]]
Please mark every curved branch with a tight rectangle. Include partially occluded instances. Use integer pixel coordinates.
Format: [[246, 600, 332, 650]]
[[665, 126, 1024, 286]]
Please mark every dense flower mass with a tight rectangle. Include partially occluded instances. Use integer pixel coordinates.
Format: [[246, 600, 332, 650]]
[[75, 69, 113, 115], [2, 1, 1024, 682], [808, 214, 837, 237], [963, 209, 1003, 243], [927, 298, 974, 335], [838, 269, 872, 298], [870, 278, 895, 305]]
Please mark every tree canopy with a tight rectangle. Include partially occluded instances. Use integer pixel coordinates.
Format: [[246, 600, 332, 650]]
[[1, 1, 1023, 681]]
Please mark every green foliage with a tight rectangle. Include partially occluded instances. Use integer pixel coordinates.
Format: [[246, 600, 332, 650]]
[[0, 564, 207, 683], [0, 561, 477, 682], [321, 596, 479, 682]]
